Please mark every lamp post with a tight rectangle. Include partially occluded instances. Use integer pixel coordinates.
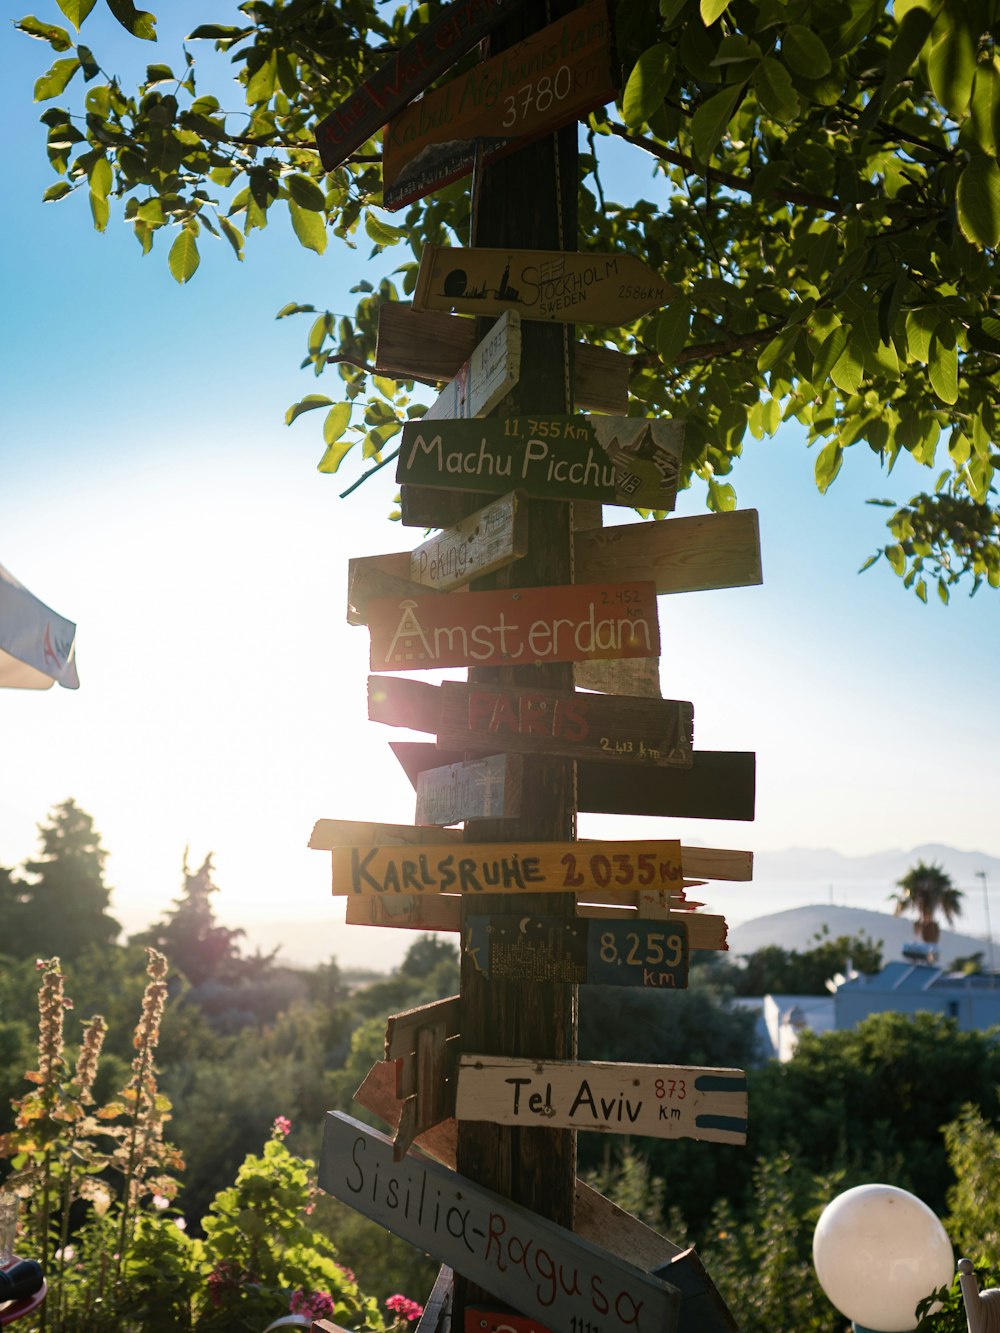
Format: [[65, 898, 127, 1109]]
[[813, 1184, 954, 1332]]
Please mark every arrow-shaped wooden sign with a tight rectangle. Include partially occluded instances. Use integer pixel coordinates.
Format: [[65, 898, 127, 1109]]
[[455, 1056, 748, 1145], [368, 675, 694, 768], [423, 312, 521, 422], [396, 416, 683, 510], [414, 244, 676, 325], [416, 752, 524, 825], [332, 838, 682, 897], [464, 914, 689, 988], [367, 581, 659, 672], [313, 0, 525, 171], [319, 1112, 681, 1333], [381, 0, 615, 210]]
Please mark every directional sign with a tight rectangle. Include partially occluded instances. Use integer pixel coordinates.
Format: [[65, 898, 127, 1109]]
[[417, 753, 524, 825], [396, 416, 683, 511], [574, 656, 662, 698], [385, 996, 460, 1160], [375, 304, 631, 413], [464, 914, 689, 988], [382, 0, 614, 210], [413, 244, 676, 325], [467, 1310, 551, 1333], [456, 1056, 748, 1145], [319, 1113, 681, 1333], [424, 312, 521, 422], [367, 581, 659, 672], [313, 0, 525, 171], [331, 839, 682, 897], [575, 510, 763, 596], [410, 490, 529, 588]]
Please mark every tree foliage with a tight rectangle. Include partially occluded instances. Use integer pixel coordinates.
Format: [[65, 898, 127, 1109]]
[[891, 857, 964, 941], [15, 0, 1000, 597]]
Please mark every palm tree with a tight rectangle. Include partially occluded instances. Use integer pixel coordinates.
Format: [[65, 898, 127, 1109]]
[[890, 860, 964, 943]]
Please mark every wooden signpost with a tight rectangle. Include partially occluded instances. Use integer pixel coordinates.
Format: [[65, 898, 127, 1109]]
[[413, 244, 676, 325], [455, 1056, 748, 1145], [313, 0, 525, 171], [319, 1112, 681, 1333], [369, 675, 694, 768], [423, 313, 522, 423], [381, 0, 614, 210], [366, 581, 659, 672], [396, 416, 683, 510], [417, 753, 524, 825], [463, 914, 689, 988], [332, 838, 683, 898], [375, 304, 631, 414]]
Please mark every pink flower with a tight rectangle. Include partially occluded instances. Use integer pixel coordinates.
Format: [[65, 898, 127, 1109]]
[[386, 1294, 424, 1322], [290, 1289, 335, 1319], [272, 1115, 292, 1138]]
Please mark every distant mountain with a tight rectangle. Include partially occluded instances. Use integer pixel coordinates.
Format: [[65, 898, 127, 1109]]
[[728, 904, 994, 968], [754, 845, 1000, 885]]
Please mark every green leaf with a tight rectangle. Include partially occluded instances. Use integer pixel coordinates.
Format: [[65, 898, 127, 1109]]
[[757, 325, 800, 373], [287, 174, 326, 211], [285, 394, 333, 426], [218, 214, 244, 260], [967, 315, 1000, 354], [168, 227, 200, 283], [925, 20, 976, 119], [43, 180, 74, 201], [104, 0, 156, 41], [811, 325, 848, 385], [928, 332, 958, 404], [323, 401, 351, 444], [364, 212, 406, 248], [781, 25, 831, 79], [956, 155, 1000, 249], [16, 17, 73, 49], [289, 200, 327, 255], [656, 302, 689, 365], [858, 553, 880, 573], [88, 154, 111, 230], [34, 57, 80, 101], [830, 340, 864, 395], [700, 0, 728, 24], [885, 543, 906, 575], [814, 439, 843, 492], [905, 307, 939, 364], [622, 43, 675, 128], [56, 0, 97, 27], [690, 84, 742, 163], [915, 578, 928, 603], [187, 23, 252, 41], [275, 302, 316, 319], [755, 56, 800, 122]]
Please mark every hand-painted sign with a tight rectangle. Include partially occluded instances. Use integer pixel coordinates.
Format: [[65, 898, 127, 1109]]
[[382, 0, 614, 210], [423, 312, 521, 422], [367, 581, 659, 672], [396, 417, 683, 511], [375, 304, 631, 413], [436, 681, 693, 767], [314, 0, 525, 171], [467, 1310, 552, 1333], [413, 244, 676, 325], [332, 839, 682, 897], [455, 1056, 747, 1145], [417, 753, 524, 825], [319, 1112, 681, 1333], [464, 915, 689, 988], [575, 510, 763, 596], [578, 750, 756, 821]]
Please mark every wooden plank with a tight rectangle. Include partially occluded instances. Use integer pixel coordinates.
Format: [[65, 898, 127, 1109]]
[[414, 245, 676, 326], [318, 1112, 680, 1333], [411, 491, 530, 589], [417, 1267, 454, 1333], [455, 1056, 748, 1145], [367, 581, 659, 672], [575, 510, 763, 596], [424, 313, 522, 423], [382, 0, 614, 210], [396, 417, 682, 511], [388, 742, 756, 822], [385, 996, 461, 1160], [313, 0, 525, 171], [369, 675, 443, 734], [332, 839, 682, 897], [309, 818, 461, 850], [417, 753, 524, 825], [575, 656, 661, 698], [437, 681, 693, 768], [464, 914, 689, 988], [375, 305, 630, 414], [348, 562, 438, 627], [385, 995, 462, 1063], [352, 1063, 738, 1333], [680, 847, 753, 882], [579, 751, 756, 821]]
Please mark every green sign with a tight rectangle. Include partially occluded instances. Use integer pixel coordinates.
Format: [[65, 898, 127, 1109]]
[[397, 415, 683, 510]]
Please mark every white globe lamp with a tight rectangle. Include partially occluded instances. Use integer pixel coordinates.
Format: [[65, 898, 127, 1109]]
[[813, 1184, 954, 1332]]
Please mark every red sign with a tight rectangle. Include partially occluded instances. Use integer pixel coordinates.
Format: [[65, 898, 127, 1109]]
[[367, 582, 659, 672]]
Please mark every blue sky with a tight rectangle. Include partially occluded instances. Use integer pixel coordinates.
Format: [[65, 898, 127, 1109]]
[[2, 5, 998, 968]]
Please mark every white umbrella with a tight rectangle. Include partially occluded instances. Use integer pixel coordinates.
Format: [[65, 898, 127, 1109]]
[[0, 562, 79, 690]]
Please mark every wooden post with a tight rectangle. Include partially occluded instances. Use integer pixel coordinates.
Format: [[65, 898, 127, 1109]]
[[450, 3, 580, 1324]]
